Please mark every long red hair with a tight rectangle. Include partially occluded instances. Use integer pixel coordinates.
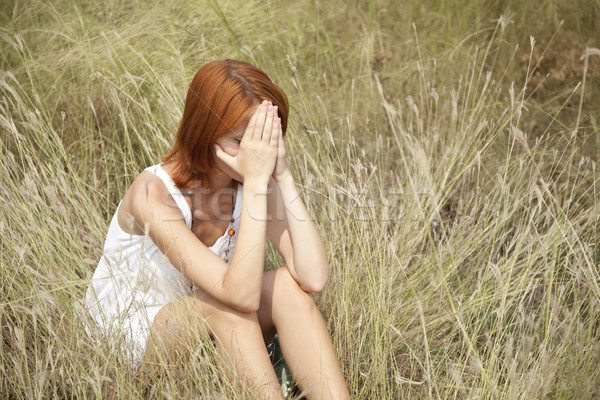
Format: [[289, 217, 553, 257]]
[[163, 59, 289, 189]]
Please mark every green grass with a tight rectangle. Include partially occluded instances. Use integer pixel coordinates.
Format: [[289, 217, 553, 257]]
[[1, 0, 599, 398]]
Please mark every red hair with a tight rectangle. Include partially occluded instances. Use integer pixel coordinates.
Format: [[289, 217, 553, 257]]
[[163, 59, 289, 189]]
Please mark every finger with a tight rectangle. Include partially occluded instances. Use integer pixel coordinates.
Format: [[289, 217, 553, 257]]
[[277, 119, 286, 156], [243, 102, 262, 142], [270, 110, 280, 148], [213, 143, 236, 168], [262, 105, 274, 143], [253, 100, 270, 140]]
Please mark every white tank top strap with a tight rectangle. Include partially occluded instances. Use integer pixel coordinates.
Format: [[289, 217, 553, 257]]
[[144, 163, 192, 228]]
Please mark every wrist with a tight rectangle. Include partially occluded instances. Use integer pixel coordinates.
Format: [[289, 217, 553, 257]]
[[275, 168, 294, 185], [243, 176, 271, 191]]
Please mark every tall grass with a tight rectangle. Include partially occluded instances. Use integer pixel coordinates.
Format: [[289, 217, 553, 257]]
[[1, 0, 599, 398]]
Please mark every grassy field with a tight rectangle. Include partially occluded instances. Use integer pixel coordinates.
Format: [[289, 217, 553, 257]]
[[1, 0, 599, 398]]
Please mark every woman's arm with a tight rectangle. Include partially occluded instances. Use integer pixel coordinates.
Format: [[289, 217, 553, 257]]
[[266, 172, 329, 293], [221, 178, 270, 311], [128, 174, 270, 313], [265, 117, 329, 292]]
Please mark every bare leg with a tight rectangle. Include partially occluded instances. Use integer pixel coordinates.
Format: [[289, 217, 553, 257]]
[[144, 286, 284, 400], [258, 268, 351, 400]]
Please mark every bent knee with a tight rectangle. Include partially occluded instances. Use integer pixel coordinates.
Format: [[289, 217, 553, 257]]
[[188, 291, 259, 331], [271, 267, 318, 314]]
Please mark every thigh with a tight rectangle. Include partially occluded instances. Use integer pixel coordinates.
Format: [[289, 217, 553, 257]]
[[257, 267, 312, 345], [142, 285, 240, 365], [144, 268, 302, 364], [257, 268, 279, 345], [142, 297, 203, 366]]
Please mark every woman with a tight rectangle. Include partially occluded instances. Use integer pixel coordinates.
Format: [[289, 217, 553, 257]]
[[85, 59, 351, 399]]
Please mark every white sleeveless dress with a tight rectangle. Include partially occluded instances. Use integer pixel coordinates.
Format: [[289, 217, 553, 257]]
[[84, 163, 243, 363]]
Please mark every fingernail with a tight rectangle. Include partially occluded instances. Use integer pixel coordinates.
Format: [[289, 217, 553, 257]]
[[268, 105, 273, 112]]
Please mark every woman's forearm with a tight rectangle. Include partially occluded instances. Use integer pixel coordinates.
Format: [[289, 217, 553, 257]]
[[222, 179, 269, 312], [276, 169, 329, 291]]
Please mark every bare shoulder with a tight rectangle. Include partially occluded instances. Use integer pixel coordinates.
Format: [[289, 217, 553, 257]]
[[117, 170, 183, 235]]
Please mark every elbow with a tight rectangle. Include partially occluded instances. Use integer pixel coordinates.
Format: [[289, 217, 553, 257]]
[[220, 282, 261, 313], [229, 295, 261, 314], [235, 302, 260, 314], [301, 274, 328, 293]]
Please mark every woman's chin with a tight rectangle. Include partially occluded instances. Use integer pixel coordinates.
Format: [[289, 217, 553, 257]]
[[230, 173, 243, 183], [223, 170, 243, 184], [213, 162, 241, 183]]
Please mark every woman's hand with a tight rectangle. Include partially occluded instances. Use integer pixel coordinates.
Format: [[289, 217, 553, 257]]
[[214, 100, 279, 186], [271, 113, 290, 182]]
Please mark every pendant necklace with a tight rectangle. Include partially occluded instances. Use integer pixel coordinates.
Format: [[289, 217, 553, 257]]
[[188, 181, 237, 263], [222, 188, 236, 263]]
